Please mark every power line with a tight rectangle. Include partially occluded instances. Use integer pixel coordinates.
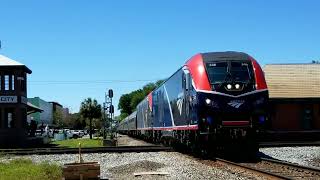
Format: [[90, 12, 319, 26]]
[[28, 79, 161, 85]]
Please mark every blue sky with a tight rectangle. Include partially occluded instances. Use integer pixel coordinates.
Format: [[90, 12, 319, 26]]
[[1, 0, 319, 114]]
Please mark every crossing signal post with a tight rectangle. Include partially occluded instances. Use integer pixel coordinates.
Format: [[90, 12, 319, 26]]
[[103, 89, 116, 142]]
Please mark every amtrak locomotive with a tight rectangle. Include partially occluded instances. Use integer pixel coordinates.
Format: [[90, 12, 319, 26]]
[[118, 51, 268, 154]]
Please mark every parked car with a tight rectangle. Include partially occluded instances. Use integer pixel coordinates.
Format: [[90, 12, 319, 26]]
[[70, 130, 84, 138], [79, 130, 85, 137]]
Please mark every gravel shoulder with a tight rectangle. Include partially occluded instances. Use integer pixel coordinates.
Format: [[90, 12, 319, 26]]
[[259, 146, 320, 168], [116, 134, 154, 146], [2, 134, 319, 179], [0, 152, 260, 180]]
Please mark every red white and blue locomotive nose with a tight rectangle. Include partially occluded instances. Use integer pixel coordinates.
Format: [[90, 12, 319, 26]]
[[185, 51, 268, 93], [185, 51, 268, 127]]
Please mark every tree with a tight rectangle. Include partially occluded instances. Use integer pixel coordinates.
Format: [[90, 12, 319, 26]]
[[130, 89, 145, 110], [155, 79, 165, 87], [118, 94, 132, 116], [53, 110, 64, 128], [64, 113, 86, 129], [117, 79, 166, 120], [80, 98, 102, 139], [312, 60, 320, 64]]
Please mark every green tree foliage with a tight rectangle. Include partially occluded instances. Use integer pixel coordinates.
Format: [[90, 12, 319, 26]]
[[64, 113, 86, 129], [53, 110, 64, 128], [118, 79, 165, 121], [155, 79, 164, 87], [80, 98, 102, 139], [130, 89, 145, 111], [311, 60, 320, 64], [118, 94, 133, 115]]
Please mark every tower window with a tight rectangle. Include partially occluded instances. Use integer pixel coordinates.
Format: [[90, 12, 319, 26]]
[[5, 75, 9, 90], [12, 75, 15, 90]]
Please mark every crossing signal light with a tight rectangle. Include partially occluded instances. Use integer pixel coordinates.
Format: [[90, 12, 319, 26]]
[[109, 105, 114, 113], [108, 89, 113, 98]]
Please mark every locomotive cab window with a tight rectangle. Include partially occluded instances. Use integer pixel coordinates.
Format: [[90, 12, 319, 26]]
[[230, 62, 253, 83], [206, 62, 228, 84]]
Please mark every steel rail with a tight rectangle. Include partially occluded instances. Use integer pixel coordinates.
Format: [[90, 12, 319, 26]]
[[0, 145, 173, 155], [215, 158, 290, 179], [260, 157, 320, 175], [259, 141, 320, 147]]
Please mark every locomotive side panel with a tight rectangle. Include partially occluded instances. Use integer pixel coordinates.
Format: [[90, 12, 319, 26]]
[[137, 98, 150, 129], [152, 85, 173, 128]]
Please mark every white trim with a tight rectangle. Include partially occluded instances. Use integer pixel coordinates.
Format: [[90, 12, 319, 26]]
[[138, 124, 198, 130], [164, 84, 175, 126], [0, 55, 24, 66], [196, 89, 268, 98]]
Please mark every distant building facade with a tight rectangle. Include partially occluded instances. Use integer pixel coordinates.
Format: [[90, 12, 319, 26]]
[[28, 97, 53, 126], [62, 107, 70, 120], [50, 101, 63, 126], [0, 55, 32, 146], [264, 64, 320, 131]]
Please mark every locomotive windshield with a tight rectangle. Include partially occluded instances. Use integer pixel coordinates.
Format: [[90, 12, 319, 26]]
[[230, 62, 252, 82], [206, 61, 253, 84], [206, 62, 228, 84]]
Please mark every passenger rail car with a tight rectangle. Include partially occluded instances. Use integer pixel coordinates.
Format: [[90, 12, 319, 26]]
[[119, 51, 268, 153], [118, 111, 136, 135]]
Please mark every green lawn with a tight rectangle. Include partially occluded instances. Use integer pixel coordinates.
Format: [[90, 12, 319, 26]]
[[0, 159, 62, 180], [52, 138, 103, 148]]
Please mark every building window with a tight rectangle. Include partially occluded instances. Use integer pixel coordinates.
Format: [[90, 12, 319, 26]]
[[4, 75, 9, 90], [7, 112, 13, 128], [11, 75, 15, 90], [20, 78, 25, 91], [4, 109, 14, 128]]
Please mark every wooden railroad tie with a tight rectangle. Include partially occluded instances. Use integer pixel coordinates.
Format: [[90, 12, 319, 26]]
[[133, 171, 169, 177]]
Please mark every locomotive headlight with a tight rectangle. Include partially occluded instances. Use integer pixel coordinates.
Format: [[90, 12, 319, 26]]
[[227, 84, 232, 90], [235, 84, 240, 89], [205, 98, 211, 105]]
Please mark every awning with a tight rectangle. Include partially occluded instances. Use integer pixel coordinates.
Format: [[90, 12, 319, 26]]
[[27, 102, 43, 115]]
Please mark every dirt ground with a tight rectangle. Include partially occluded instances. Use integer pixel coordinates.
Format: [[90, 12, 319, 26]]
[[116, 134, 154, 146]]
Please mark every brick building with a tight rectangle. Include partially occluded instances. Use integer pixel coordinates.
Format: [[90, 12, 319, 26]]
[[264, 63, 320, 131], [0, 55, 32, 145]]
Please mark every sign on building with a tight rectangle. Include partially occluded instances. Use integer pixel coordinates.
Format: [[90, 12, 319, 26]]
[[0, 96, 18, 103]]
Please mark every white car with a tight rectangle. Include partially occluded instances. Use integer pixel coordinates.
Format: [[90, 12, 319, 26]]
[[78, 130, 85, 137], [70, 130, 84, 138]]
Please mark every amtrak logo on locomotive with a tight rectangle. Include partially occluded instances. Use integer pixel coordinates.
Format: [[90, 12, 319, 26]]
[[227, 100, 245, 108], [177, 92, 184, 115]]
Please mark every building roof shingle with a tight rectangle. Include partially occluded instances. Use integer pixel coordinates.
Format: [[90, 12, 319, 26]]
[[0, 54, 32, 73], [264, 64, 320, 98]]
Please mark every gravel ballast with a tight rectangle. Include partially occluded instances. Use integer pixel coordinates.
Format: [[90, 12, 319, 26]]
[[260, 146, 320, 168], [1, 152, 254, 179]]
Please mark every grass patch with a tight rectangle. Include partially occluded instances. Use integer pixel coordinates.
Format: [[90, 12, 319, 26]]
[[0, 158, 62, 180], [51, 138, 103, 148]]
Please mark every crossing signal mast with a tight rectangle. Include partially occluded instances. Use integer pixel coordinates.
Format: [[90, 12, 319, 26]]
[[103, 89, 115, 140]]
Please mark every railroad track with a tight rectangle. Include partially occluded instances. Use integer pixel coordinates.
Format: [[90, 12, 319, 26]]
[[259, 141, 320, 147], [0, 145, 173, 155], [214, 157, 320, 179]]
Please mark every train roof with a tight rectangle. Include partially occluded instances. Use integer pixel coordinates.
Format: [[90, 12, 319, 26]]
[[200, 51, 251, 62], [121, 111, 137, 123]]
